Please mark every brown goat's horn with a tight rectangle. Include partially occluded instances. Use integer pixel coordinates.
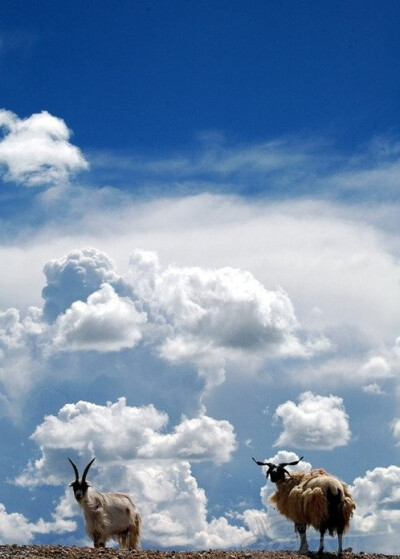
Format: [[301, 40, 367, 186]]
[[279, 456, 304, 468], [81, 457, 96, 483], [68, 458, 79, 482], [252, 457, 274, 467]]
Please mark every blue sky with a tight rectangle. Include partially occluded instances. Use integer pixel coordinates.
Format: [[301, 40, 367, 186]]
[[0, 0, 400, 553]]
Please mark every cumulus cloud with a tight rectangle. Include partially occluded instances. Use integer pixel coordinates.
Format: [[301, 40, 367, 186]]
[[359, 356, 392, 381], [42, 247, 129, 322], [53, 283, 146, 352], [0, 501, 75, 544], [273, 392, 351, 450], [137, 413, 237, 463], [17, 398, 237, 487], [16, 398, 251, 548], [110, 460, 252, 548], [390, 418, 400, 445], [0, 504, 39, 544], [0, 109, 88, 186], [128, 249, 317, 388], [131, 250, 300, 352], [0, 306, 46, 418], [362, 382, 386, 396], [0, 244, 330, 419], [349, 466, 400, 553]]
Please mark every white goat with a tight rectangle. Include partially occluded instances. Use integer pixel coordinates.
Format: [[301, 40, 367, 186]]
[[253, 456, 355, 555], [68, 457, 141, 549]]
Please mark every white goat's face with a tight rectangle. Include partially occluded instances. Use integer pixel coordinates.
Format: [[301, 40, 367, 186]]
[[69, 479, 90, 501]]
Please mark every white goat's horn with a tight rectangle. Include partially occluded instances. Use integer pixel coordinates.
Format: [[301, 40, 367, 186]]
[[82, 457, 96, 483], [68, 458, 79, 482]]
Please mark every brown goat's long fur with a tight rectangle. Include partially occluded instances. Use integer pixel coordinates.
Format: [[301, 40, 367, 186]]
[[270, 469, 355, 536]]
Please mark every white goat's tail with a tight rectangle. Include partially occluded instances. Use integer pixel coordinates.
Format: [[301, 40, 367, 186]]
[[128, 512, 142, 549]]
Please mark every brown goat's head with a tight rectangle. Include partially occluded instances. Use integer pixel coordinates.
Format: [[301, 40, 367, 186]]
[[252, 456, 303, 483]]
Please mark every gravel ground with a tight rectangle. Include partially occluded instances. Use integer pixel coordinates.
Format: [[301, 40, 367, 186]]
[[0, 548, 397, 559]]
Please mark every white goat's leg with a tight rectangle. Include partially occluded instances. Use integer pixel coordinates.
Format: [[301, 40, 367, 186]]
[[128, 521, 141, 550], [295, 524, 309, 554]]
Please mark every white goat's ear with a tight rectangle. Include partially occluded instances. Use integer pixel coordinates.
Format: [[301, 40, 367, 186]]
[[87, 481, 92, 486], [69, 482, 74, 487]]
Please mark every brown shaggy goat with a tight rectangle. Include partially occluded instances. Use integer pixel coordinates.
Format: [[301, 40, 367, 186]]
[[253, 456, 355, 555]]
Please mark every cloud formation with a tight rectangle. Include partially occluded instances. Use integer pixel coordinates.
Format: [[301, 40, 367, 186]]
[[1, 125, 400, 549], [16, 398, 249, 548], [18, 398, 237, 487], [0, 245, 320, 415], [273, 392, 351, 450], [53, 284, 146, 352], [0, 109, 88, 186], [0, 501, 76, 545], [350, 466, 400, 553], [0, 306, 46, 418], [128, 249, 315, 388]]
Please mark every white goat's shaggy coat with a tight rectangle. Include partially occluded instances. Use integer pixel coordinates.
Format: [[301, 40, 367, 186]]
[[78, 490, 141, 549], [68, 458, 141, 550]]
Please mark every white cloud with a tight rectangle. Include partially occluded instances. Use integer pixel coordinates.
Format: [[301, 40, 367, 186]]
[[42, 247, 127, 322], [273, 392, 351, 450], [0, 245, 322, 414], [349, 466, 400, 553], [0, 306, 46, 418], [359, 356, 392, 381], [362, 382, 387, 396], [138, 412, 237, 463], [0, 109, 88, 186], [129, 250, 300, 354], [0, 504, 36, 544], [16, 398, 251, 548], [17, 398, 237, 487], [0, 501, 75, 544], [3, 116, 400, 551], [118, 461, 252, 548], [53, 283, 146, 352], [128, 249, 319, 388], [390, 418, 400, 445]]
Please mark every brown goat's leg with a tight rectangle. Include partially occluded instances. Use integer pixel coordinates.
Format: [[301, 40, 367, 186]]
[[295, 524, 309, 554], [337, 532, 343, 555], [318, 529, 325, 554]]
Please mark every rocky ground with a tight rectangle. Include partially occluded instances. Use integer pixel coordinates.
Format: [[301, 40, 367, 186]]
[[0, 548, 397, 559]]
